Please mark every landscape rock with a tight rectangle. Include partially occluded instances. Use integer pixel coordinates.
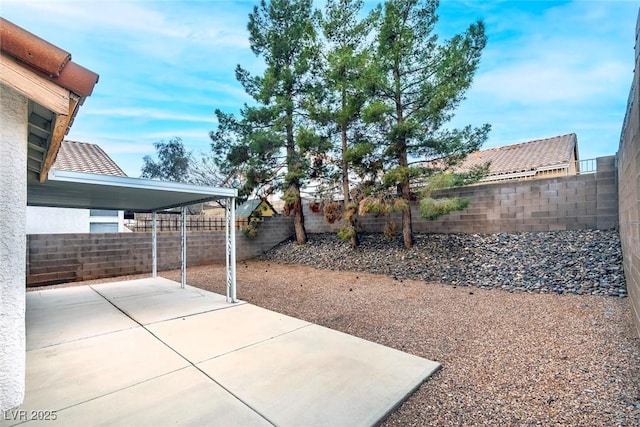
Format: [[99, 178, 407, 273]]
[[260, 229, 626, 297]]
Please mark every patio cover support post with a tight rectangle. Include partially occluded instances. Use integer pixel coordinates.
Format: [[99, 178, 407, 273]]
[[180, 206, 186, 289], [226, 197, 237, 302], [152, 211, 157, 278]]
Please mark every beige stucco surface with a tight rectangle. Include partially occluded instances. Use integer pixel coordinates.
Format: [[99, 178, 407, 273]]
[[0, 84, 28, 410]]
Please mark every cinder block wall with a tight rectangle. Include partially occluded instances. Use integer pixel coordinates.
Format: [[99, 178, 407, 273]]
[[305, 156, 619, 235], [618, 9, 640, 336], [236, 215, 295, 260], [26, 216, 294, 286], [28, 160, 621, 288]]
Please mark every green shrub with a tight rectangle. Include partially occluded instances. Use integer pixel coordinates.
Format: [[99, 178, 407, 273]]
[[242, 211, 262, 238], [337, 225, 356, 241], [241, 223, 259, 238], [419, 197, 470, 220]]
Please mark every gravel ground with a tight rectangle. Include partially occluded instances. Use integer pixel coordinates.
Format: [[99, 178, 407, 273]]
[[30, 230, 640, 426]]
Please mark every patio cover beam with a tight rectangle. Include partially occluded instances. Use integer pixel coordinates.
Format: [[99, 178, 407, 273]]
[[152, 211, 157, 278], [226, 198, 237, 302], [181, 206, 186, 289]]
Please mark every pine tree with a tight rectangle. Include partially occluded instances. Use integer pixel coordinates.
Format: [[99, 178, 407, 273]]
[[211, 0, 326, 244], [364, 0, 490, 248], [315, 0, 380, 247]]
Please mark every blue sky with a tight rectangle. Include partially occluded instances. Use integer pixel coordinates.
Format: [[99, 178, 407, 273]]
[[2, 0, 638, 177]]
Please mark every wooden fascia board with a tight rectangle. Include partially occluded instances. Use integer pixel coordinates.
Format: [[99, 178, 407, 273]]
[[40, 97, 78, 182], [0, 53, 69, 115]]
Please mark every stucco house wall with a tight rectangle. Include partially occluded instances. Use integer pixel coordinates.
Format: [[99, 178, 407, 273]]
[[1, 17, 99, 410], [0, 84, 28, 410], [26, 207, 127, 234]]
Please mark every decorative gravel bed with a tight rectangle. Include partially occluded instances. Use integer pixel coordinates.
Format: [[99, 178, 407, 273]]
[[164, 262, 640, 426], [260, 229, 627, 297]]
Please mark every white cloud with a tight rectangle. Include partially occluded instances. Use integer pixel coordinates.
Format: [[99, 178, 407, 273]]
[[193, 27, 251, 49], [4, 0, 253, 66], [474, 60, 628, 104], [470, 2, 635, 106], [5, 0, 186, 38], [85, 107, 217, 123], [442, 0, 636, 162]]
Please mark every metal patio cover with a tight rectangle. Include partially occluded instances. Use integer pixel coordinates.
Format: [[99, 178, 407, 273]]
[[27, 169, 237, 212], [26, 168, 238, 302]]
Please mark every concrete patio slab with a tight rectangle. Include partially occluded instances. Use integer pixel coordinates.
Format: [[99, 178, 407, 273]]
[[6, 327, 189, 420], [147, 304, 310, 363], [92, 277, 240, 325], [26, 286, 103, 312], [89, 277, 181, 299], [199, 324, 440, 427], [26, 291, 137, 350], [7, 278, 440, 427], [19, 368, 272, 427]]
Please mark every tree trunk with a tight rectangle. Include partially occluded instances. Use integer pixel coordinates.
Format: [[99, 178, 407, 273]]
[[394, 60, 413, 249], [341, 124, 350, 209], [341, 120, 359, 248], [290, 183, 307, 245], [400, 179, 413, 248], [349, 223, 359, 248], [284, 81, 306, 245]]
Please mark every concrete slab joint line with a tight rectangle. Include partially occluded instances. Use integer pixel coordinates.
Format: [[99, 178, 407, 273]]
[[86, 284, 277, 426]]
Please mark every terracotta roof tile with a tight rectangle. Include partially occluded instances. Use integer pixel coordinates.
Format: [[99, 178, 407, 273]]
[[0, 17, 70, 76], [0, 17, 99, 96], [53, 140, 127, 177], [50, 61, 99, 97], [457, 133, 577, 177]]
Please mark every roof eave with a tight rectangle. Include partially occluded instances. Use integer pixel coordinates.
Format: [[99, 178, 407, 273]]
[[0, 18, 99, 183], [40, 94, 82, 182]]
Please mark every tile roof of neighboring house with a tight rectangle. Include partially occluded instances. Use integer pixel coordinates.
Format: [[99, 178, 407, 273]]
[[53, 140, 127, 177], [236, 198, 277, 217], [457, 133, 577, 177], [236, 199, 261, 217]]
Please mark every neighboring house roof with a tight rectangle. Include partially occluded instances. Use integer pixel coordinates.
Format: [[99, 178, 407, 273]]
[[456, 133, 578, 179], [236, 198, 277, 217], [53, 140, 127, 177]]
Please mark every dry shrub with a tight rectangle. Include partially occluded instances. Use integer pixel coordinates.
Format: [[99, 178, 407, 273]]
[[344, 202, 358, 222], [359, 197, 383, 216], [310, 201, 321, 213], [384, 220, 397, 240], [323, 201, 342, 224], [392, 198, 410, 212]]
